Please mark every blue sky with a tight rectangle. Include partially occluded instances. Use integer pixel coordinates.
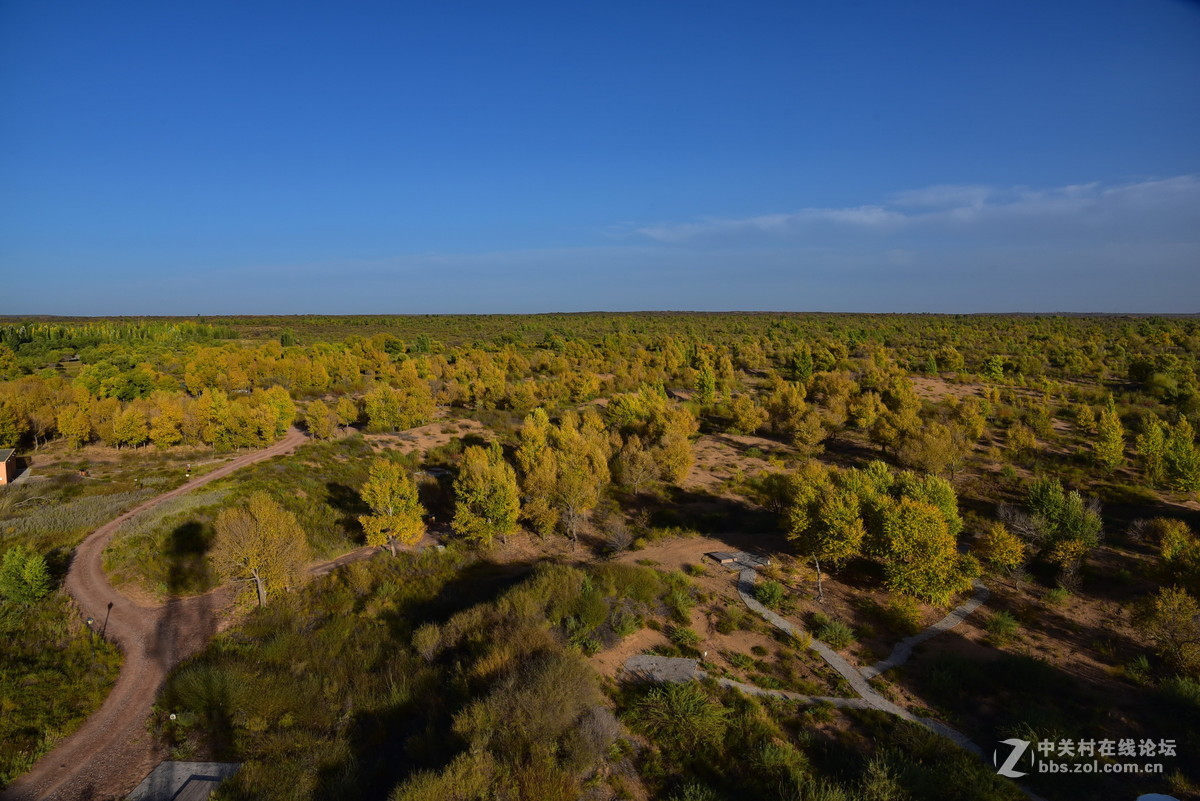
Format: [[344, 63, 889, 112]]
[[2, 0, 1198, 314]]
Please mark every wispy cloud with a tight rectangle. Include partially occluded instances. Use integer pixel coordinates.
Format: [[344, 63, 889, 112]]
[[634, 175, 1200, 244]]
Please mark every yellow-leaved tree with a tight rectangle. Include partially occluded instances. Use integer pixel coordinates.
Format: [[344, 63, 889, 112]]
[[359, 458, 426, 556], [212, 492, 310, 607]]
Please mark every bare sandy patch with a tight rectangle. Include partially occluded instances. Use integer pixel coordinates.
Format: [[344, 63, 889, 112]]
[[590, 626, 670, 678], [909, 375, 981, 402], [365, 417, 494, 457], [684, 434, 778, 493]]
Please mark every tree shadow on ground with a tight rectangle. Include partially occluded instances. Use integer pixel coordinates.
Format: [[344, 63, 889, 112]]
[[166, 521, 214, 596], [383, 558, 536, 641], [325, 481, 369, 539], [637, 486, 782, 545]]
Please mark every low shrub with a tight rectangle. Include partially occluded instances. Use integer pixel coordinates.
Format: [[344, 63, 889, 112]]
[[670, 626, 701, 649], [755, 580, 785, 609], [985, 611, 1019, 645], [816, 620, 856, 649], [1044, 587, 1071, 606], [880, 597, 924, 636]]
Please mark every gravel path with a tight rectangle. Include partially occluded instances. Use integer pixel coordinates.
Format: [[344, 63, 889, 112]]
[[736, 569, 919, 722], [623, 654, 877, 708], [1, 429, 309, 801], [860, 580, 990, 679], [736, 568, 1048, 800]]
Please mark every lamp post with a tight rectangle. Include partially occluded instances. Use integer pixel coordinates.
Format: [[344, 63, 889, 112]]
[[85, 616, 95, 661]]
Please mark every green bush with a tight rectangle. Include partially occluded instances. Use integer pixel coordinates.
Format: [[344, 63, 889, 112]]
[[880, 597, 924, 636], [627, 682, 728, 751], [755, 580, 785, 609], [3, 488, 154, 553], [1044, 587, 1071, 606], [984, 611, 1019, 645], [1161, 675, 1200, 708], [0, 593, 121, 785], [0, 545, 51, 605], [670, 626, 701, 649], [816, 620, 856, 649], [664, 588, 693, 622], [726, 651, 755, 671], [714, 605, 749, 634], [1123, 654, 1151, 685]]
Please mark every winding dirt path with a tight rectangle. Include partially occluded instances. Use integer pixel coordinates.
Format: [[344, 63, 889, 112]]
[[1, 428, 309, 801]]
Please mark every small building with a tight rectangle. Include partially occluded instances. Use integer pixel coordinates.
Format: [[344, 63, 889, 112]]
[[126, 762, 241, 801], [706, 550, 771, 570], [0, 449, 15, 485]]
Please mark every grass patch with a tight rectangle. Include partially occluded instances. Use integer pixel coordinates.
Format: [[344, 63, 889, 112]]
[[1, 488, 154, 555], [103, 488, 230, 598], [754, 579, 785, 609], [816, 620, 856, 649], [0, 594, 121, 788]]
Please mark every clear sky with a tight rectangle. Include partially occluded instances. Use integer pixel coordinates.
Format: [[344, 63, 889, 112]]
[[2, 0, 1198, 314]]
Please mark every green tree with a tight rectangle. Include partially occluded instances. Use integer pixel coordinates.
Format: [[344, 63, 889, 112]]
[[877, 498, 978, 605], [554, 441, 605, 545], [1005, 422, 1036, 458], [787, 484, 864, 602], [1075, 403, 1096, 434], [1094, 398, 1125, 472], [973, 522, 1026, 574], [57, 404, 92, 448], [900, 422, 970, 477], [1136, 415, 1167, 486], [212, 492, 310, 607], [111, 405, 149, 449], [363, 371, 435, 432], [1135, 586, 1200, 675], [1152, 518, 1200, 594], [358, 458, 425, 556], [1164, 418, 1200, 493], [258, 385, 296, 438], [453, 445, 520, 546], [0, 546, 51, 605], [335, 396, 360, 428], [515, 408, 560, 536], [694, 364, 717, 405], [0, 345, 20, 381], [726, 394, 767, 435], [304, 399, 338, 440], [615, 435, 658, 494], [149, 398, 185, 448], [0, 401, 28, 448], [982, 355, 1005, 382]]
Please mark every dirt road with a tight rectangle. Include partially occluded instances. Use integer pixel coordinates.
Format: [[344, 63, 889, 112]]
[[1, 428, 309, 801]]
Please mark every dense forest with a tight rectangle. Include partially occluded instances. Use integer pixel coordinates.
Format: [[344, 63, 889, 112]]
[[1, 313, 1198, 801]]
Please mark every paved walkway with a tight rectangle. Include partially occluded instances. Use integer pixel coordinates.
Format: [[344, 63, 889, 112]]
[[621, 654, 876, 708], [860, 581, 990, 679], [736, 568, 1046, 800], [736, 569, 920, 722]]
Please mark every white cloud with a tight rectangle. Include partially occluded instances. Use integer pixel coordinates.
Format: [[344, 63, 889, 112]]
[[634, 175, 1200, 244]]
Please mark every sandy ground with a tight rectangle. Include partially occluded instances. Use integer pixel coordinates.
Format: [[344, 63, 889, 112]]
[[364, 417, 493, 457], [683, 433, 777, 493], [908, 375, 981, 402], [1, 429, 310, 801]]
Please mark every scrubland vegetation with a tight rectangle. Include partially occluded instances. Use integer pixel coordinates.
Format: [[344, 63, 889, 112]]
[[2, 312, 1199, 799]]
